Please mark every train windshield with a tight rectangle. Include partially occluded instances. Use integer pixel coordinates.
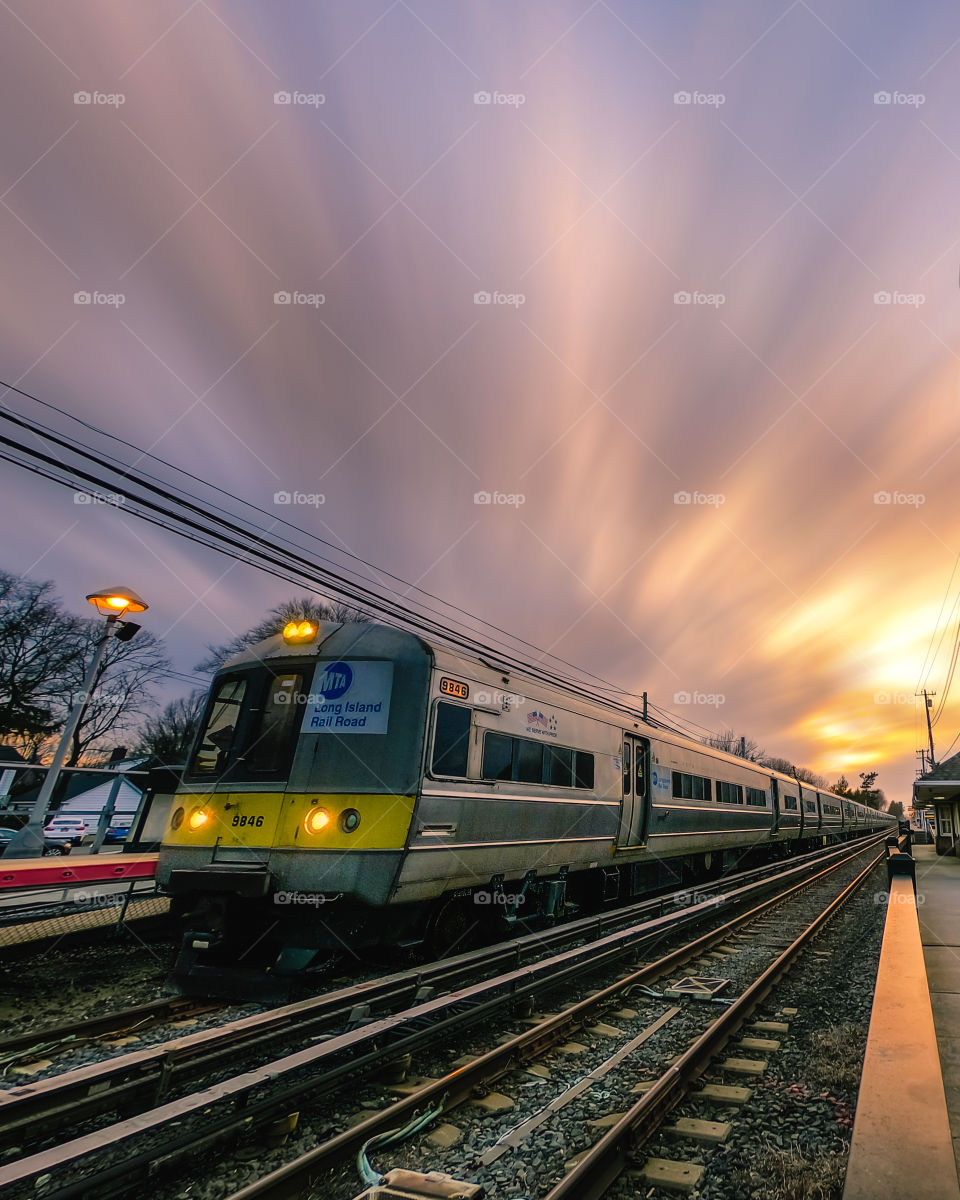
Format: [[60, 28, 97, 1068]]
[[187, 668, 308, 781]]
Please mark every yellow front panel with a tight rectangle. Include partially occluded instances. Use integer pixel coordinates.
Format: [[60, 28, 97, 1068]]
[[163, 792, 416, 851]]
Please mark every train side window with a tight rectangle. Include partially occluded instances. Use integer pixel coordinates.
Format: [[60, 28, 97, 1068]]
[[545, 745, 574, 787], [805, 799, 816, 814], [517, 739, 544, 784], [745, 787, 767, 807], [622, 742, 631, 794], [783, 794, 798, 811], [189, 677, 247, 777], [431, 702, 471, 777], [244, 672, 305, 775], [482, 732, 514, 781], [716, 780, 743, 804], [574, 752, 595, 789], [674, 772, 709, 800]]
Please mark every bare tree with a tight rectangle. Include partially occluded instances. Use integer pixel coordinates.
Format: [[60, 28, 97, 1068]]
[[60, 620, 171, 765], [197, 595, 370, 672], [0, 572, 82, 750], [707, 728, 766, 762], [134, 690, 206, 767]]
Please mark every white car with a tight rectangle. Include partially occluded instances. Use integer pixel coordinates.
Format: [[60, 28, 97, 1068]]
[[43, 817, 91, 845]]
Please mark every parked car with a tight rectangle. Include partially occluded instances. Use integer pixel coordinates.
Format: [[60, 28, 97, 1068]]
[[103, 825, 131, 844], [42, 817, 90, 845], [0, 826, 72, 856]]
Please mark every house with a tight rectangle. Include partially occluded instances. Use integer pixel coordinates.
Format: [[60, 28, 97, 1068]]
[[15, 754, 150, 828]]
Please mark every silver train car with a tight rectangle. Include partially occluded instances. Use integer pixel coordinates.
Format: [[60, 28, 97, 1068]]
[[157, 620, 896, 981]]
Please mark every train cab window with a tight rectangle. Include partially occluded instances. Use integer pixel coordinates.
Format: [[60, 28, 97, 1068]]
[[482, 732, 514, 780], [622, 743, 631, 794], [745, 787, 767, 807], [574, 752, 595, 789], [243, 672, 306, 775], [545, 745, 574, 787], [189, 677, 247, 776], [716, 780, 743, 804], [517, 739, 544, 784], [431, 702, 471, 777]]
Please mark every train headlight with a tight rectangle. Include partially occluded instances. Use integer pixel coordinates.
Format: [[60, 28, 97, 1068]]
[[188, 808, 211, 831], [339, 808, 361, 834], [171, 807, 185, 831], [304, 806, 331, 835], [283, 620, 318, 644]]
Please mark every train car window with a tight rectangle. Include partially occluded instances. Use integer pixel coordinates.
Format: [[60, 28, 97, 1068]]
[[716, 780, 743, 804], [189, 677, 247, 776], [574, 752, 595, 789], [783, 795, 798, 810], [244, 673, 305, 775], [545, 745, 574, 787], [482, 732, 514, 781], [805, 799, 816, 813], [674, 772, 708, 800], [745, 787, 767, 807], [431, 702, 471, 777], [622, 743, 631, 794], [517, 739, 544, 784]]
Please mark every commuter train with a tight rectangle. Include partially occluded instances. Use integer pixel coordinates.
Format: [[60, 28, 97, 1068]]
[[157, 619, 896, 987]]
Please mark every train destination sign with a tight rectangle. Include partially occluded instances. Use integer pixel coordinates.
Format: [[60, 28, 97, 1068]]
[[301, 660, 394, 734]]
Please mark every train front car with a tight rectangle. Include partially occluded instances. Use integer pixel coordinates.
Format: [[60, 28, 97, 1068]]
[[158, 620, 432, 992]]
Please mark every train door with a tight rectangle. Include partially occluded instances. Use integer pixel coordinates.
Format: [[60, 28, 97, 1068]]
[[770, 777, 781, 834], [617, 734, 650, 847]]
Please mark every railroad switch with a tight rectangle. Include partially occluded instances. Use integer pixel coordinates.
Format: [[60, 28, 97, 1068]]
[[351, 1167, 485, 1198]]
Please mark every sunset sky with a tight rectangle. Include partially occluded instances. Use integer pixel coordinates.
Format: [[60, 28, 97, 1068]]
[[3, 1, 960, 804]]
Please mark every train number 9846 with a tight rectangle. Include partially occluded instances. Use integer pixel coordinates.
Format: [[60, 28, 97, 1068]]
[[231, 814, 265, 828]]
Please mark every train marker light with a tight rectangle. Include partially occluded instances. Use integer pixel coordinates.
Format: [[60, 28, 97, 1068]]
[[339, 808, 361, 833], [188, 808, 210, 831], [283, 620, 318, 644], [304, 806, 331, 835], [171, 807, 185, 830]]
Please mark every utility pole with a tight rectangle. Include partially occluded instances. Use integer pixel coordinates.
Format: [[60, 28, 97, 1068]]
[[642, 692, 648, 721], [917, 690, 937, 769]]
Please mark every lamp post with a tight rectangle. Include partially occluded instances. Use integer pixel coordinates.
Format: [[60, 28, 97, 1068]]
[[1, 586, 148, 859]]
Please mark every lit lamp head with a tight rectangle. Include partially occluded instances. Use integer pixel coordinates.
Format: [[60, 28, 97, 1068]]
[[86, 587, 149, 618]]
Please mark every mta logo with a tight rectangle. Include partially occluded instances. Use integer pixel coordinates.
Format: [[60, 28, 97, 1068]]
[[318, 661, 353, 700]]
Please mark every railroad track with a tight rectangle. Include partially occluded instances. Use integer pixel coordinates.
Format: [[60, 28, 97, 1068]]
[[0, 834, 887, 1200], [0, 996, 221, 1066]]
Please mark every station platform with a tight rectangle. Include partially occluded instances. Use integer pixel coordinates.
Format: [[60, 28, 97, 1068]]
[[0, 852, 158, 893], [844, 843, 960, 1199], [916, 845, 960, 1177]]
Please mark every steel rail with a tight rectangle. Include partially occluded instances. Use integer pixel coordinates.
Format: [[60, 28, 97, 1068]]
[[545, 848, 885, 1199]]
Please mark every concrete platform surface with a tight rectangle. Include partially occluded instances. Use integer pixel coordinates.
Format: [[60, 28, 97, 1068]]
[[916, 845, 960, 1180]]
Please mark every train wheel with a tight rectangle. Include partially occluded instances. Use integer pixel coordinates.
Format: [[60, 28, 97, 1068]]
[[427, 894, 477, 959]]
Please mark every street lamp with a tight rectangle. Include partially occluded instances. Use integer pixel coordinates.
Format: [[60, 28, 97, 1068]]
[[1, 586, 149, 859]]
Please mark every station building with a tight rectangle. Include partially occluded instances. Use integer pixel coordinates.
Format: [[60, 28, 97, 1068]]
[[913, 751, 960, 856]]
